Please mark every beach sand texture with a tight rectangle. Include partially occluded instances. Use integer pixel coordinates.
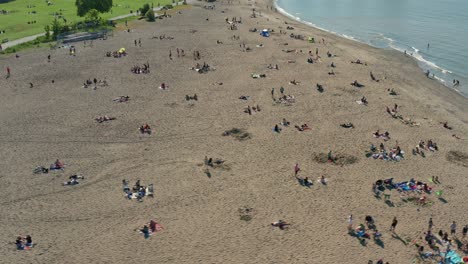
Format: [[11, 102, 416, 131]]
[[0, 0, 467, 263]]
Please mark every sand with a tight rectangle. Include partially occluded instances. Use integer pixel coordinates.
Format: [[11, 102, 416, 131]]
[[0, 0, 467, 263]]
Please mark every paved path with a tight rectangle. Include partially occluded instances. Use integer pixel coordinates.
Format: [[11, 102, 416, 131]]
[[1, 2, 183, 50]]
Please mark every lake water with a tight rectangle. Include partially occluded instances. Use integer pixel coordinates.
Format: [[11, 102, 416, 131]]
[[275, 0, 468, 97]]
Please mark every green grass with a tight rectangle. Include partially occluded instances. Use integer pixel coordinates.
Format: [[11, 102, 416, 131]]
[[0, 0, 173, 42]]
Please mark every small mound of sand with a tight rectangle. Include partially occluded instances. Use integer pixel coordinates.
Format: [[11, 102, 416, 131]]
[[313, 152, 359, 166], [446, 151, 468, 167], [238, 207, 254, 221], [222, 128, 251, 141]]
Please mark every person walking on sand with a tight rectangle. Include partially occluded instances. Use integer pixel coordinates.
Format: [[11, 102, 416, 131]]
[[134, 39, 137, 46], [169, 50, 172, 60], [280, 86, 284, 95], [271, 88, 275, 98], [390, 217, 398, 232], [6, 66, 10, 78], [294, 163, 300, 176]]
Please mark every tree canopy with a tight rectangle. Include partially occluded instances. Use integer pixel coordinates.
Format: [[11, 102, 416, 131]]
[[75, 0, 113, 17]]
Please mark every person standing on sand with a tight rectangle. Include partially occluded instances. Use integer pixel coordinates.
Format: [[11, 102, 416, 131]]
[[390, 217, 398, 232], [348, 215, 353, 231], [6, 66, 10, 78], [428, 218, 433, 230], [294, 163, 300, 176], [280, 86, 284, 95], [169, 50, 172, 60], [134, 39, 137, 46], [271, 88, 275, 98], [450, 221, 457, 236], [462, 225, 467, 238]]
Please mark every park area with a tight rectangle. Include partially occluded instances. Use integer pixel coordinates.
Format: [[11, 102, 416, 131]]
[[0, 0, 172, 42]]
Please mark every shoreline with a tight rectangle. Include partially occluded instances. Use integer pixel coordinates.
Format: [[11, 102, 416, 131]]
[[272, 0, 468, 98]]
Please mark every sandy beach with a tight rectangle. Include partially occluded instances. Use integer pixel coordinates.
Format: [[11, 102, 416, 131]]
[[0, 0, 467, 263]]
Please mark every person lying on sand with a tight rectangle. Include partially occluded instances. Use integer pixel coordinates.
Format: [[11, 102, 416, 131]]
[[113, 96, 129, 102], [328, 69, 335, 75], [296, 175, 313, 187], [351, 80, 365, 87], [441, 122, 452, 130], [389, 88, 397, 95], [271, 220, 290, 230], [351, 59, 367, 65], [318, 175, 328, 185], [281, 118, 290, 126], [95, 116, 115, 123], [370, 71, 379, 82], [340, 123, 354, 128], [289, 80, 299, 85], [185, 94, 198, 101]]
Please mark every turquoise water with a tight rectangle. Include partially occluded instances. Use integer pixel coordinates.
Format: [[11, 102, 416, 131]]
[[275, 0, 468, 97]]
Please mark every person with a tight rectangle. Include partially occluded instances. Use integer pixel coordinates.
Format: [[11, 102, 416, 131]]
[[294, 163, 300, 175], [348, 215, 353, 230], [47, 54, 51, 62], [271, 220, 289, 230], [450, 221, 457, 235], [462, 225, 467, 238], [280, 86, 284, 94], [16, 236, 24, 250], [274, 124, 281, 133], [25, 235, 33, 248], [141, 225, 150, 239], [6, 66, 10, 78], [428, 218, 433, 230], [149, 220, 157, 233], [319, 175, 327, 185], [390, 217, 398, 232]]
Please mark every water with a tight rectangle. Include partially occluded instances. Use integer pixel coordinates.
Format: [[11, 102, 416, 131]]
[[275, 0, 468, 97]]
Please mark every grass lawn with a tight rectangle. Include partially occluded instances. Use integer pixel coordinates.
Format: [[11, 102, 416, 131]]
[[0, 0, 173, 42]]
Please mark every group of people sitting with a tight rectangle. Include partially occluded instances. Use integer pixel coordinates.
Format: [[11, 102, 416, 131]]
[[63, 174, 85, 186], [386, 104, 399, 117], [369, 143, 404, 162], [357, 96, 368, 105], [295, 124, 311, 132], [192, 62, 212, 73], [277, 94, 296, 104], [204, 156, 225, 167], [244, 105, 261, 115], [267, 64, 279, 70], [83, 78, 108, 89], [139, 123, 151, 134], [32, 159, 65, 174], [138, 219, 163, 239], [106, 49, 127, 58], [289, 79, 300, 85], [373, 130, 390, 140], [95, 115, 115, 123], [123, 179, 154, 201], [15, 235, 33, 250], [131, 63, 150, 74], [152, 34, 174, 40], [185, 94, 198, 101], [413, 139, 439, 157]]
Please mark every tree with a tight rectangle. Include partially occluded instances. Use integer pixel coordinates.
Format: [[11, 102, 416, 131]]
[[75, 0, 113, 17], [146, 10, 155, 22], [139, 3, 150, 16], [51, 18, 62, 39], [44, 25, 51, 40], [85, 9, 100, 24]]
